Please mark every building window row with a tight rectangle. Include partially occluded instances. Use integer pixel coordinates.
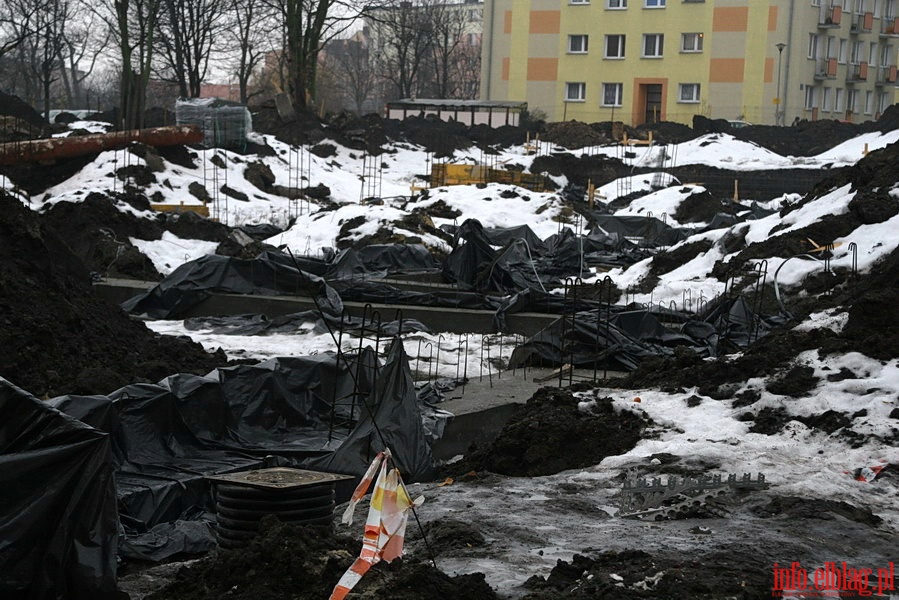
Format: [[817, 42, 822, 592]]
[[804, 85, 892, 114], [809, 33, 894, 65], [812, 0, 896, 17], [595, 33, 703, 58], [570, 0, 672, 6], [565, 82, 701, 104]]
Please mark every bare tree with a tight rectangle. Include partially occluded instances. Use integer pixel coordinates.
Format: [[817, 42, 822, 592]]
[[427, 1, 477, 99], [267, 0, 361, 112], [0, 0, 52, 60], [57, 5, 108, 107], [155, 0, 227, 98], [450, 37, 480, 99], [5, 0, 71, 117], [368, 0, 432, 101], [93, 0, 162, 129], [228, 0, 272, 104], [320, 33, 377, 113]]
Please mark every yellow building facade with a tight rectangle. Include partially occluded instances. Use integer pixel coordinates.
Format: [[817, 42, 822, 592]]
[[481, 0, 899, 126]]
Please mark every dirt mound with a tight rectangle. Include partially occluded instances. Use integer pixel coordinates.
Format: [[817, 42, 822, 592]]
[[521, 548, 774, 599], [734, 119, 861, 157], [0, 90, 48, 129], [618, 241, 899, 399], [446, 387, 647, 477], [41, 192, 235, 280], [541, 121, 608, 149], [147, 517, 497, 600], [0, 192, 227, 397]]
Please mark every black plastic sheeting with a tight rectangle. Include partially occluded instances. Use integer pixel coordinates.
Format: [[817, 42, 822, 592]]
[[333, 280, 503, 311], [183, 310, 431, 337], [442, 219, 497, 288], [122, 250, 344, 319], [0, 379, 123, 600], [40, 345, 438, 563], [307, 340, 436, 480], [510, 296, 781, 370], [587, 213, 688, 247]]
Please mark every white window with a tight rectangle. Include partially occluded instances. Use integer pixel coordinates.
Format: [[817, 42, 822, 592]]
[[809, 34, 820, 59], [602, 83, 623, 106], [878, 91, 890, 112], [805, 86, 818, 109], [865, 90, 874, 113], [643, 33, 664, 57], [834, 87, 843, 111], [644, 0, 665, 6], [881, 44, 893, 66], [822, 87, 831, 111], [869, 42, 878, 64], [570, 0, 590, 4], [874, 0, 881, 17], [681, 33, 704, 52], [811, 0, 821, 6], [607, 0, 627, 7], [886, 0, 896, 18], [826, 36, 836, 58], [847, 89, 859, 113], [839, 38, 848, 63], [605, 34, 626, 58], [566, 82, 586, 101], [850, 40, 863, 63], [568, 34, 589, 53], [678, 83, 701, 102]]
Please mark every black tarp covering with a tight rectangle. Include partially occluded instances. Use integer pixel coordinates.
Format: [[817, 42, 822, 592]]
[[699, 295, 783, 350], [481, 239, 552, 294], [483, 225, 546, 254], [121, 250, 343, 319], [0, 379, 122, 600], [509, 297, 780, 370], [587, 214, 688, 247], [333, 280, 503, 311], [307, 339, 436, 481], [442, 219, 497, 288], [326, 244, 439, 281], [183, 311, 431, 337], [353, 244, 440, 274], [45, 347, 438, 562], [509, 311, 686, 371]]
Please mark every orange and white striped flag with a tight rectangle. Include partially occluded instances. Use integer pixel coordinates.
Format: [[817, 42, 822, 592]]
[[330, 450, 424, 600]]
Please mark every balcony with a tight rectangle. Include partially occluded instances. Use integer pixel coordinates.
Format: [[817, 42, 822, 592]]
[[881, 16, 899, 37], [850, 11, 874, 34], [818, 5, 842, 28], [814, 57, 839, 80], [875, 65, 898, 85], [846, 61, 869, 82]]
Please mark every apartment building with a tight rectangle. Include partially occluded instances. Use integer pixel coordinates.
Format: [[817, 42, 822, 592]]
[[481, 0, 898, 125]]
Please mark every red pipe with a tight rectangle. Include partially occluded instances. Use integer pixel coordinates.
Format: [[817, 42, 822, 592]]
[[0, 125, 204, 165]]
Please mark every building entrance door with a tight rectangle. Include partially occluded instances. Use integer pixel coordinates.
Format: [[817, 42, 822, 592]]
[[643, 84, 663, 124]]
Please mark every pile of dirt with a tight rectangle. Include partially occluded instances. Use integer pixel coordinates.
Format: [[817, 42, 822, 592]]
[[712, 141, 899, 279], [0, 90, 49, 130], [541, 121, 609, 149], [445, 387, 648, 477], [147, 517, 497, 600], [520, 548, 775, 599], [0, 192, 228, 397], [40, 192, 237, 280], [616, 238, 899, 402]]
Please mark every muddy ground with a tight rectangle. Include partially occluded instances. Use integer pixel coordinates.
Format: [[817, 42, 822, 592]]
[[2, 96, 898, 597]]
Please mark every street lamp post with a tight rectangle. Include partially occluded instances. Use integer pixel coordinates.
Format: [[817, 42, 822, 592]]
[[776, 43, 787, 126]]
